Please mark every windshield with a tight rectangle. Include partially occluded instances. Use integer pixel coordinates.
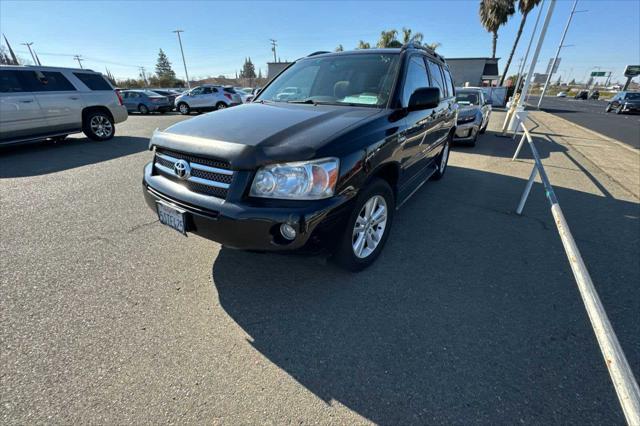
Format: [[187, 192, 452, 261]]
[[625, 92, 640, 100], [257, 53, 400, 107], [456, 91, 480, 105]]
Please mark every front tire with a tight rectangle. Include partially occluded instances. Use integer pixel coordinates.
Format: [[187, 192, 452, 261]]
[[605, 104, 611, 113], [334, 178, 395, 272], [178, 103, 191, 115], [615, 105, 624, 114], [83, 111, 114, 141]]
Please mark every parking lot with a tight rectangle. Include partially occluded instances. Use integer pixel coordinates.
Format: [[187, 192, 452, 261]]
[[1, 111, 638, 423]]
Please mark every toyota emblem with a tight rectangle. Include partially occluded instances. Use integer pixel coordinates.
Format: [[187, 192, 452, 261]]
[[173, 159, 191, 180]]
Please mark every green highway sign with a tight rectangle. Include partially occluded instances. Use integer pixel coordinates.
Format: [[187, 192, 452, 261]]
[[624, 65, 640, 77], [590, 71, 606, 77]]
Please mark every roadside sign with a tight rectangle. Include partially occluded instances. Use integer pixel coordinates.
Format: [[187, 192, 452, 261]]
[[590, 71, 606, 77], [533, 73, 548, 84], [623, 65, 640, 77], [546, 58, 561, 74]]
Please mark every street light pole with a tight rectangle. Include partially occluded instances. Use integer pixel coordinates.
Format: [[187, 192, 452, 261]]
[[538, 0, 586, 108], [21, 42, 37, 65], [172, 30, 191, 89], [514, 0, 546, 94]]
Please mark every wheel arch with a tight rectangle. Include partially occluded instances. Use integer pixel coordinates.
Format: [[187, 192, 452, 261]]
[[82, 106, 114, 123], [368, 162, 401, 199]]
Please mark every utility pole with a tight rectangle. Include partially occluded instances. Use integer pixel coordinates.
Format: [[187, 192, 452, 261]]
[[514, 0, 546, 95], [73, 54, 84, 69], [270, 39, 277, 63], [604, 71, 612, 87], [21, 42, 37, 65], [538, 0, 586, 108], [172, 30, 191, 89], [510, 0, 556, 131], [139, 66, 148, 87]]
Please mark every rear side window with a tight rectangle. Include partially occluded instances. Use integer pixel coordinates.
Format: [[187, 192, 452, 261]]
[[0, 70, 25, 93], [223, 88, 235, 93], [443, 67, 455, 98], [402, 55, 431, 107], [426, 60, 446, 99], [34, 71, 76, 92], [73, 72, 112, 90]]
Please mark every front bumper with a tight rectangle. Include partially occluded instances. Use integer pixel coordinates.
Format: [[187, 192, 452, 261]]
[[454, 121, 479, 141], [142, 162, 354, 252]]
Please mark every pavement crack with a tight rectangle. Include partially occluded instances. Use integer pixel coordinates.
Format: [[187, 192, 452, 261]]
[[127, 219, 159, 233]]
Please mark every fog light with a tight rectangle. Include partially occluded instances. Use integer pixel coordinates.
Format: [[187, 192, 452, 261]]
[[280, 223, 297, 240]]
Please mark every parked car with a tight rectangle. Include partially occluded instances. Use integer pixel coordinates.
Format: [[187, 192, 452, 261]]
[[225, 86, 250, 103], [589, 90, 600, 100], [275, 87, 303, 101], [574, 90, 589, 100], [150, 89, 180, 108], [121, 90, 172, 114], [0, 65, 127, 145], [174, 84, 241, 115], [142, 44, 457, 270], [605, 91, 640, 114], [556, 91, 567, 97], [454, 87, 491, 145]]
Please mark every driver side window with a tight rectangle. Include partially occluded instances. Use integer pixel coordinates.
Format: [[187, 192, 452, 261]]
[[402, 56, 430, 108], [191, 87, 204, 95]]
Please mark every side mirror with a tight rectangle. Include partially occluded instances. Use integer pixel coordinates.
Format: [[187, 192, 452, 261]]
[[485, 99, 493, 105], [408, 87, 440, 111]]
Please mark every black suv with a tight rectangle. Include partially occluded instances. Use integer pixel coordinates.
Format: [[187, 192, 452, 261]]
[[143, 44, 457, 270], [605, 91, 640, 114]]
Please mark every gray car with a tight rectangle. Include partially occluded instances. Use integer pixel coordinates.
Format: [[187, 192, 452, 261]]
[[453, 88, 492, 145], [121, 90, 172, 114], [0, 65, 127, 145]]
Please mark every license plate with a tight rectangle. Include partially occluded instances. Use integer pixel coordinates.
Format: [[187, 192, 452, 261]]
[[157, 202, 186, 235]]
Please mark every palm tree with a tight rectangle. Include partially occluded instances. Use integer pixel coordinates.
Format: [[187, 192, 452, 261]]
[[424, 42, 442, 51], [377, 29, 399, 48], [335, 44, 344, 52], [357, 40, 371, 49], [498, 0, 542, 86], [479, 0, 516, 58], [401, 27, 424, 44]]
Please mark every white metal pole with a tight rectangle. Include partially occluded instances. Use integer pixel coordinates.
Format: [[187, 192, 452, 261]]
[[538, 0, 578, 108], [515, 0, 546, 93], [173, 30, 191, 89]]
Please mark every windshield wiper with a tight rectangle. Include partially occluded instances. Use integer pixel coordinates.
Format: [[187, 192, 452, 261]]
[[287, 99, 317, 105]]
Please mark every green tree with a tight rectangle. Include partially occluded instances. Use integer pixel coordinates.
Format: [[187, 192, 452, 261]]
[[335, 44, 344, 52], [240, 57, 256, 79], [154, 48, 177, 86], [357, 40, 371, 49], [401, 27, 423, 44], [499, 0, 541, 86], [377, 29, 399, 48], [569, 78, 576, 85], [479, 0, 516, 59]]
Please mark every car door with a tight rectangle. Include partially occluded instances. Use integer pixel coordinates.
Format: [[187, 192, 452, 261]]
[[30, 70, 84, 133], [0, 69, 47, 142], [186, 87, 205, 108], [397, 54, 437, 187], [425, 59, 452, 161], [201, 87, 219, 107]]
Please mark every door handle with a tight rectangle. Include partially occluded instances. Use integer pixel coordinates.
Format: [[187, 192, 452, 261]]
[[69, 96, 79, 100], [19, 100, 33, 103]]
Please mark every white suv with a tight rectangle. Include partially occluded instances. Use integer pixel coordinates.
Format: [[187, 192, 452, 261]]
[[0, 65, 128, 145], [174, 84, 242, 115]]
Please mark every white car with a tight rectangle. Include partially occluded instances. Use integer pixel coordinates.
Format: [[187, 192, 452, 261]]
[[556, 92, 567, 97], [0, 65, 128, 145], [174, 85, 242, 115]]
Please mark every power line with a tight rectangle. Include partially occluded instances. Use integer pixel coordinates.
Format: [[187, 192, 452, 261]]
[[21, 42, 40, 65], [73, 55, 84, 69], [269, 39, 277, 63]]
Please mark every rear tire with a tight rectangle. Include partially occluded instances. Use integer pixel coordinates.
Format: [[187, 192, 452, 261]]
[[178, 103, 190, 115], [216, 102, 227, 110], [138, 104, 149, 115], [334, 178, 394, 272], [82, 110, 114, 141]]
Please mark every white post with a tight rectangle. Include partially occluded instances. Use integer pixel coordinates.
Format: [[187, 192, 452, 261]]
[[514, 0, 546, 94]]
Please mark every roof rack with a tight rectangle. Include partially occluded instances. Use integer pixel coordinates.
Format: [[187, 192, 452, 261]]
[[307, 51, 330, 57], [400, 38, 445, 62]]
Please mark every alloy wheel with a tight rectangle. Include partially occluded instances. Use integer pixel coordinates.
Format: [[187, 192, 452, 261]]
[[352, 195, 388, 259], [90, 115, 113, 138]]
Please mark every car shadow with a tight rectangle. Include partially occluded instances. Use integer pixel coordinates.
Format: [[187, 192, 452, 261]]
[[454, 130, 567, 162], [0, 136, 149, 178], [210, 166, 638, 424]]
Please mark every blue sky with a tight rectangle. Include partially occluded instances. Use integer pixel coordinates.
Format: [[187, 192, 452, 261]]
[[1, 0, 639, 84]]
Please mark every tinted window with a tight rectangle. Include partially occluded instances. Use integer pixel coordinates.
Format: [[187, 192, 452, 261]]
[[427, 60, 446, 99], [402, 56, 430, 107], [73, 72, 112, 90], [443, 67, 455, 98], [202, 87, 214, 94], [0, 70, 25, 93], [33, 71, 76, 91]]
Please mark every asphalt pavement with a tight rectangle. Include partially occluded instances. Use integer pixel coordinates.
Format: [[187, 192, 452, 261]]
[[1, 111, 638, 424], [527, 95, 640, 149]]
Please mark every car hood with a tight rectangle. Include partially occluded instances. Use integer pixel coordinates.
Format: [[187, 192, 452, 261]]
[[458, 105, 480, 117], [150, 102, 382, 169]]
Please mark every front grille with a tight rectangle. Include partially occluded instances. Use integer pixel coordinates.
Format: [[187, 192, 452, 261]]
[[153, 148, 234, 199]]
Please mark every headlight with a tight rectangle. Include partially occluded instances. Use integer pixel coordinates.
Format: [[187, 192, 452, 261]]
[[250, 158, 339, 200]]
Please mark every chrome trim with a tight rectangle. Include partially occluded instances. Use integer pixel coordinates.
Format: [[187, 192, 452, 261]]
[[156, 152, 233, 176], [154, 162, 231, 189]]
